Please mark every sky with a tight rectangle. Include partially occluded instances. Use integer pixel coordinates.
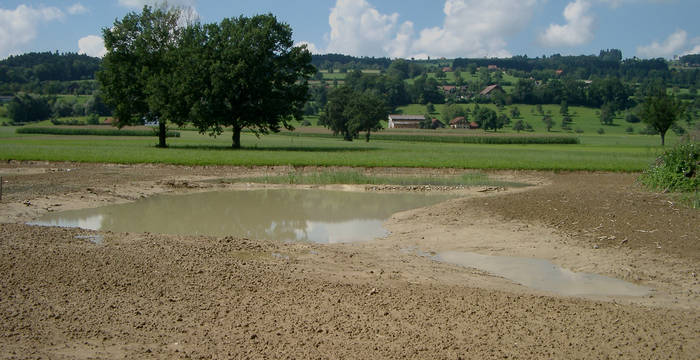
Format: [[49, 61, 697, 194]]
[[0, 0, 698, 60]]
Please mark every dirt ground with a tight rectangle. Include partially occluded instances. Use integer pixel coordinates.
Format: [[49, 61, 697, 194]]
[[0, 161, 698, 359]]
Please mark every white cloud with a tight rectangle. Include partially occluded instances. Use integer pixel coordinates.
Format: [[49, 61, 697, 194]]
[[683, 44, 700, 56], [78, 35, 106, 58], [295, 41, 319, 54], [324, 0, 407, 57], [410, 0, 538, 59], [636, 30, 688, 58], [539, 0, 595, 47], [67, 3, 88, 15], [0, 5, 64, 58], [310, 0, 537, 59]]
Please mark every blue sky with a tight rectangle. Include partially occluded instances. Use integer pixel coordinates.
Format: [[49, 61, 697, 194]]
[[0, 0, 698, 60]]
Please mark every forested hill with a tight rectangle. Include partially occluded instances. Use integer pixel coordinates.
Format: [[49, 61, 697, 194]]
[[0, 52, 101, 83]]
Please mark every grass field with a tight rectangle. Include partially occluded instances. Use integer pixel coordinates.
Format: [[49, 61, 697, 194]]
[[0, 125, 674, 171]]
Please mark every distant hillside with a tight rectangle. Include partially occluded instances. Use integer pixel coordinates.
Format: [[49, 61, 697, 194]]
[[0, 52, 100, 83], [0, 52, 101, 95]]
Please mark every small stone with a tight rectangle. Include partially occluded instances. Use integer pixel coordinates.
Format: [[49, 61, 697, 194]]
[[593, 244, 599, 249]]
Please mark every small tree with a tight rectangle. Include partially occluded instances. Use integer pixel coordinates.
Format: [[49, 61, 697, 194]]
[[426, 102, 435, 113], [600, 103, 615, 125], [510, 106, 520, 119], [513, 119, 525, 133], [542, 115, 554, 132], [641, 90, 686, 146], [560, 100, 569, 116]]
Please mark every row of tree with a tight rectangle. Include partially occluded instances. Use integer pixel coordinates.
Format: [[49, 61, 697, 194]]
[[6, 93, 110, 123], [98, 6, 314, 148]]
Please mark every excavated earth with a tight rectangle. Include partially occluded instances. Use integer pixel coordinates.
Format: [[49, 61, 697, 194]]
[[0, 161, 698, 359]]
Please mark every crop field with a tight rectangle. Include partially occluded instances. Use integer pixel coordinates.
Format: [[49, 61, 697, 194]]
[[0, 125, 672, 171]]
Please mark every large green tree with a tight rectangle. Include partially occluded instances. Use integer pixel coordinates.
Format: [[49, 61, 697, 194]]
[[319, 86, 354, 141], [98, 5, 187, 148], [344, 92, 387, 142], [319, 87, 386, 142], [181, 14, 314, 148], [641, 90, 687, 146]]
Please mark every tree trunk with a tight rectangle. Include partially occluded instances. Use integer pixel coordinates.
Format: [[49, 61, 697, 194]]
[[343, 131, 353, 141], [232, 126, 241, 149], [157, 121, 167, 148], [660, 130, 666, 146], [365, 129, 370, 142]]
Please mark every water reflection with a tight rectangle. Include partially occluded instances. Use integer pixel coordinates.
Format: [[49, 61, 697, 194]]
[[30, 189, 453, 244]]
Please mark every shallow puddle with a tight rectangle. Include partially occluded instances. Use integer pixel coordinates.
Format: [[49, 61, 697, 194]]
[[30, 189, 454, 244], [439, 251, 650, 297]]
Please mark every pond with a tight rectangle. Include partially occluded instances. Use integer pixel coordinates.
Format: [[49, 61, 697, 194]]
[[30, 189, 455, 244], [438, 251, 651, 297]]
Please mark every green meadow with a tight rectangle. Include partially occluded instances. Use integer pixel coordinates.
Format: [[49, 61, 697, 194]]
[[0, 125, 672, 171]]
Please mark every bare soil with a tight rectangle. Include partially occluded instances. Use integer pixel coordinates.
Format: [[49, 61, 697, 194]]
[[0, 162, 698, 359]]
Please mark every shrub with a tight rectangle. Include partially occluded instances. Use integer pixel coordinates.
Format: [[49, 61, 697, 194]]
[[625, 126, 634, 134], [639, 142, 699, 193], [625, 113, 641, 123], [597, 128, 605, 134], [575, 128, 584, 134], [87, 113, 100, 125]]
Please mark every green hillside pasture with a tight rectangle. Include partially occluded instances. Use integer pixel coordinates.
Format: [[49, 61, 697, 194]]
[[395, 103, 669, 138], [0, 126, 662, 171]]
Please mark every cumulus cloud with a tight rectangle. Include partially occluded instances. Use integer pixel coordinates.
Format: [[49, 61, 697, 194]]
[[323, 0, 407, 57], [78, 35, 106, 57], [67, 3, 88, 15], [0, 5, 64, 58], [307, 0, 537, 59], [411, 0, 538, 59], [636, 30, 689, 58], [539, 0, 595, 47]]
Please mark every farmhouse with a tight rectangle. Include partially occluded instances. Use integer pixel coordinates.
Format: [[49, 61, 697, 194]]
[[450, 116, 468, 129], [440, 85, 457, 94], [450, 116, 479, 129], [431, 118, 445, 129], [388, 114, 424, 129], [479, 84, 504, 98]]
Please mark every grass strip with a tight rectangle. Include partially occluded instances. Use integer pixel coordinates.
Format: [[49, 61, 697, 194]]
[[225, 170, 527, 188], [16, 127, 181, 137], [279, 131, 580, 145]]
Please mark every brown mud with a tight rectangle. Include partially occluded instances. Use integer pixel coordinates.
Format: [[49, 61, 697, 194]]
[[0, 161, 698, 359]]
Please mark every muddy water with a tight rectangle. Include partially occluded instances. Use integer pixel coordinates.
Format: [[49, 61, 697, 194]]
[[30, 189, 454, 244], [439, 251, 651, 297]]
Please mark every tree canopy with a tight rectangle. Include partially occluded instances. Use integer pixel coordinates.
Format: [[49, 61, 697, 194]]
[[179, 14, 314, 148], [98, 5, 186, 147]]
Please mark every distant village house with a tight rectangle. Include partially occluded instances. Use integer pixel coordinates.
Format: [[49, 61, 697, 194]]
[[387, 114, 425, 129], [479, 84, 504, 98]]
